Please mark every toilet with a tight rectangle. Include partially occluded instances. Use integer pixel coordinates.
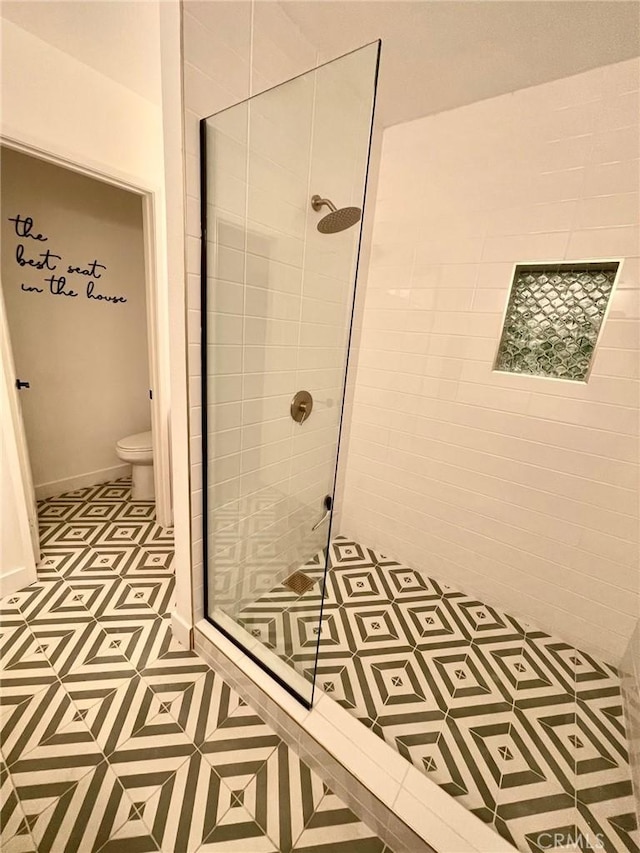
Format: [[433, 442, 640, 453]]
[[115, 431, 154, 501]]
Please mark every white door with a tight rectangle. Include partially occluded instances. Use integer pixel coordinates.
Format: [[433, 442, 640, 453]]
[[1, 285, 40, 570]]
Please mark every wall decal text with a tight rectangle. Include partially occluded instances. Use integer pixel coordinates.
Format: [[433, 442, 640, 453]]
[[45, 274, 79, 298], [7, 213, 128, 306], [9, 214, 48, 242], [16, 244, 61, 270]]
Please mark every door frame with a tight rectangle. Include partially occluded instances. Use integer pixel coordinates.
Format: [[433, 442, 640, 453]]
[[0, 283, 38, 595], [0, 133, 172, 528]]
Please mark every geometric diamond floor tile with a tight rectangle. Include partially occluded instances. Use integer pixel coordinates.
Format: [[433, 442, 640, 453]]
[[0, 625, 60, 691], [199, 802, 279, 852], [576, 695, 630, 763], [449, 598, 524, 647], [38, 520, 109, 548], [64, 501, 121, 523], [292, 788, 387, 853], [329, 541, 370, 567], [235, 534, 637, 853], [3, 580, 67, 623], [60, 547, 138, 580], [342, 605, 413, 655], [466, 716, 556, 799], [287, 607, 354, 663], [1, 681, 96, 769], [494, 800, 624, 853], [5, 485, 632, 853], [106, 758, 195, 851], [199, 708, 281, 780], [395, 599, 470, 651], [107, 686, 196, 779], [264, 745, 328, 852], [332, 568, 392, 608], [354, 652, 439, 724], [135, 751, 274, 853], [525, 637, 586, 698], [310, 658, 372, 721], [66, 577, 158, 620], [385, 721, 467, 797], [96, 616, 171, 672], [421, 647, 512, 717], [92, 520, 155, 548], [377, 565, 442, 603], [27, 760, 152, 853], [121, 547, 176, 580], [474, 641, 571, 709], [35, 547, 86, 577], [27, 581, 99, 626], [577, 801, 639, 853], [57, 621, 139, 687], [0, 763, 36, 853]]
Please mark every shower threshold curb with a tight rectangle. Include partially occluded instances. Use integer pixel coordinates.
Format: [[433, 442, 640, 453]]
[[195, 618, 517, 853]]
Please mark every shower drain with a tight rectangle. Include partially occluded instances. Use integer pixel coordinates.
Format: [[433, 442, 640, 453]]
[[283, 571, 315, 595]]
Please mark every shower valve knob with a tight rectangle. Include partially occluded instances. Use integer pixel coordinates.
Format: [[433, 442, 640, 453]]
[[291, 390, 313, 424]]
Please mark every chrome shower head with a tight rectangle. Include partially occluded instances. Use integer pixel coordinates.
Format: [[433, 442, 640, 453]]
[[311, 195, 361, 234]]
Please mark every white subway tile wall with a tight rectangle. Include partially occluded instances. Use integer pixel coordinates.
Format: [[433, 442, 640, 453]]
[[183, 0, 322, 621], [341, 58, 640, 664], [183, 3, 374, 624]]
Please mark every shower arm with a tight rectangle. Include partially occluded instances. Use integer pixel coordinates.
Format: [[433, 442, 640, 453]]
[[311, 195, 337, 213]]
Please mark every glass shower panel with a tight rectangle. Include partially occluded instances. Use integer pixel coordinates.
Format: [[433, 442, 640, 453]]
[[202, 42, 380, 705]]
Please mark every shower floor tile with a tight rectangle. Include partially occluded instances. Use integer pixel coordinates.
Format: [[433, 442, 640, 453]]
[[240, 538, 639, 853], [0, 483, 387, 853]]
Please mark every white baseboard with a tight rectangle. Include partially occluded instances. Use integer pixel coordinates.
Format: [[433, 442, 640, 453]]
[[35, 464, 130, 500], [0, 563, 37, 598], [171, 609, 193, 650]]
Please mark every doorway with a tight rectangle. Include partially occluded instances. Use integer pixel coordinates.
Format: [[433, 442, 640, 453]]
[[1, 145, 170, 550]]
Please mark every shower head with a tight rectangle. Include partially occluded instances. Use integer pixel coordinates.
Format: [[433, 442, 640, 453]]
[[311, 195, 361, 234]]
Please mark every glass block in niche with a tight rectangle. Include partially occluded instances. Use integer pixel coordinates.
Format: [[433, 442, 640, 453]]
[[494, 262, 619, 381]]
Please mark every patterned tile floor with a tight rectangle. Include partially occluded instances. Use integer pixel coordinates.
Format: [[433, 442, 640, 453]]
[[0, 481, 390, 853], [239, 540, 640, 853]]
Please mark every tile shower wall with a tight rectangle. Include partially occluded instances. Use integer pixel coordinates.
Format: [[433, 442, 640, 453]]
[[184, 5, 371, 619], [340, 58, 639, 663], [183, 1, 321, 620], [204, 65, 367, 615]]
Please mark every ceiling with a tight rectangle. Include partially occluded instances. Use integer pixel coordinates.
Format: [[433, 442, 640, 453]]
[[0, 0, 161, 104], [283, 1, 640, 126], [2, 1, 637, 125]]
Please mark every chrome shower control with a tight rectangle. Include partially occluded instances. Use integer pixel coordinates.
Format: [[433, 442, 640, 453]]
[[291, 390, 313, 424]]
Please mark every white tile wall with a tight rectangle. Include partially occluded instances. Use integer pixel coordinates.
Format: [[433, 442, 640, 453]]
[[183, 0, 321, 620], [183, 3, 375, 620], [340, 58, 640, 664]]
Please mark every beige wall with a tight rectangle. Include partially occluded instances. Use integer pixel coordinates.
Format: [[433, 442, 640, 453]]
[[2, 148, 151, 497], [341, 58, 640, 663]]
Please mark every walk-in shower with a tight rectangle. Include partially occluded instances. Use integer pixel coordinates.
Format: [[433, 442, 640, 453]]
[[201, 42, 639, 853]]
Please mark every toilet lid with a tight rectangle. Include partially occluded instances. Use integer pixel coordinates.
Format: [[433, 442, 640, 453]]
[[117, 431, 152, 452]]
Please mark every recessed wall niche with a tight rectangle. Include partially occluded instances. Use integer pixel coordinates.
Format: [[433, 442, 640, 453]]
[[494, 262, 620, 382]]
